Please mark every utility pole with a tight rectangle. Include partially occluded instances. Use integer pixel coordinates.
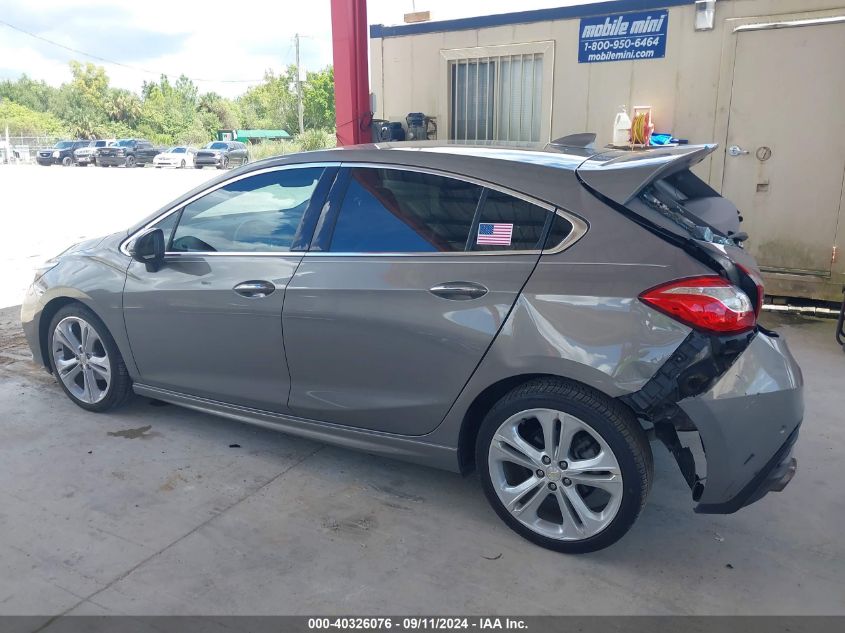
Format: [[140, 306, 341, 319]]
[[295, 33, 304, 135]]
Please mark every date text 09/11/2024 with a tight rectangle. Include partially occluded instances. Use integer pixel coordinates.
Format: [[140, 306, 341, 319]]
[[307, 617, 529, 630]]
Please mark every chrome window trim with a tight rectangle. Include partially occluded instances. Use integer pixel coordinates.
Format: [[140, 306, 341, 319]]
[[305, 162, 588, 258], [119, 162, 341, 257]]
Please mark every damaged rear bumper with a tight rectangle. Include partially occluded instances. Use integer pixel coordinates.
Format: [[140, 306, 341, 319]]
[[678, 331, 803, 513], [622, 327, 803, 514]]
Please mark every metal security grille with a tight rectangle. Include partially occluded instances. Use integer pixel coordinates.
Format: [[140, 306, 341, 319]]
[[449, 54, 543, 143]]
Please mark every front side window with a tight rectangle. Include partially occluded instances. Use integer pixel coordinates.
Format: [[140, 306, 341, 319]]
[[170, 167, 324, 253], [329, 168, 482, 253]]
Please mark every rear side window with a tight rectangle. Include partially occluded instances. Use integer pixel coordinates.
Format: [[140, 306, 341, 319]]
[[329, 168, 482, 253], [471, 189, 551, 252]]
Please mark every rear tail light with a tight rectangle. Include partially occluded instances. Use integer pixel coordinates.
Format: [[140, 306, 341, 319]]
[[639, 276, 756, 334]]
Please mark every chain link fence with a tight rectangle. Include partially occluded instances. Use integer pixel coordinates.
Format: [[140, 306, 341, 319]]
[[0, 135, 62, 164]]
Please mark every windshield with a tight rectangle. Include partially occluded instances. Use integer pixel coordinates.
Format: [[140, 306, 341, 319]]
[[94, 140, 107, 147], [55, 141, 73, 149], [206, 142, 228, 150], [168, 147, 187, 153], [116, 139, 135, 147]]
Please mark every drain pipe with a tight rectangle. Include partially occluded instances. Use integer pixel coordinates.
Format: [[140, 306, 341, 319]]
[[762, 304, 840, 319]]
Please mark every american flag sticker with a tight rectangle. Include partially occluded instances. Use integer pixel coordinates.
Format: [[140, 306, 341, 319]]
[[477, 222, 513, 246]]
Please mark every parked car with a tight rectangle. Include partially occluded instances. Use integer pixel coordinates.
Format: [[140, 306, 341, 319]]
[[97, 139, 162, 168], [73, 139, 116, 166], [153, 146, 196, 169], [194, 141, 248, 169], [20, 142, 802, 553], [36, 140, 90, 166]]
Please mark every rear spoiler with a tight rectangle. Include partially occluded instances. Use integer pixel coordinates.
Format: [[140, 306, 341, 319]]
[[576, 144, 718, 205]]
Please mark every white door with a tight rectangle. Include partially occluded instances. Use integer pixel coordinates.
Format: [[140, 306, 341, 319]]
[[721, 21, 845, 276]]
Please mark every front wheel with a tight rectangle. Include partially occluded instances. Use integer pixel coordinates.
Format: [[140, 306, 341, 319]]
[[48, 304, 133, 412], [61, 156, 72, 167], [476, 378, 652, 554], [180, 159, 186, 168], [125, 155, 136, 168]]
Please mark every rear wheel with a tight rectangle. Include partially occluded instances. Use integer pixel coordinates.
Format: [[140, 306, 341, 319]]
[[476, 378, 652, 553], [48, 304, 133, 412]]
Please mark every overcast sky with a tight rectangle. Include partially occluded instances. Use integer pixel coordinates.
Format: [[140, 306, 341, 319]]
[[0, 0, 606, 97]]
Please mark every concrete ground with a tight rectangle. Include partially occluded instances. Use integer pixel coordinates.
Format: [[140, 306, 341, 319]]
[[0, 304, 843, 616], [0, 164, 843, 616]]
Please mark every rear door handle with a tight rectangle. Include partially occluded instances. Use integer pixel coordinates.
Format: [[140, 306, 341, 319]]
[[429, 281, 488, 301], [233, 280, 276, 298]]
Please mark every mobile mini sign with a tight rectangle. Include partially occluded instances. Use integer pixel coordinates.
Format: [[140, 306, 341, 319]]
[[578, 10, 668, 63]]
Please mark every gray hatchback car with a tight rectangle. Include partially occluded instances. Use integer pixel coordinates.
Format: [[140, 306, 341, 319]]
[[21, 141, 803, 553]]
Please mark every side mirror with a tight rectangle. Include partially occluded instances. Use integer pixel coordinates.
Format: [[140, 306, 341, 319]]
[[129, 228, 165, 272]]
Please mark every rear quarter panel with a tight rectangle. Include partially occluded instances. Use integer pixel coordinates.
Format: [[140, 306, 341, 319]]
[[426, 186, 712, 449]]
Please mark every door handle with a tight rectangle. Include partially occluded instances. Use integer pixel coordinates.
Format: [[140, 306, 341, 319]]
[[429, 281, 488, 300], [233, 280, 276, 298], [728, 145, 749, 157]]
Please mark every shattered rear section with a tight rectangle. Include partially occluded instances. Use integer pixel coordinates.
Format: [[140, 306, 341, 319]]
[[621, 329, 803, 512]]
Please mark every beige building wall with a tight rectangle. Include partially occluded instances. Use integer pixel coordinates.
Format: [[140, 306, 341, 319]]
[[370, 0, 845, 186], [370, 0, 845, 300]]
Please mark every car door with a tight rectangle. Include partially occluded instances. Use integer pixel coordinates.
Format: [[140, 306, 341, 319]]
[[123, 164, 336, 412], [236, 142, 248, 164], [283, 164, 559, 435]]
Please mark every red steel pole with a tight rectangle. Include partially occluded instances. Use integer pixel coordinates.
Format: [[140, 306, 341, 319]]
[[331, 0, 371, 146]]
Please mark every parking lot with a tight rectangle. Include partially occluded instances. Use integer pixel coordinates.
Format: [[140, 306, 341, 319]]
[[0, 165, 843, 616]]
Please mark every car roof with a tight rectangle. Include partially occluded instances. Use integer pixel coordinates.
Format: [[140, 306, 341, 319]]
[[126, 140, 717, 236]]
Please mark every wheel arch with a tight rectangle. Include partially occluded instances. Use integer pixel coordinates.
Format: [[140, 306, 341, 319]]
[[38, 297, 85, 370], [457, 372, 641, 475]]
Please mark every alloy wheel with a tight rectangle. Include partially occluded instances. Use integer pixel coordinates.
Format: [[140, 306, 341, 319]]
[[487, 408, 623, 541], [51, 316, 111, 404]]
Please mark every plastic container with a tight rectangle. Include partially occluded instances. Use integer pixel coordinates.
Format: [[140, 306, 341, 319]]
[[612, 106, 632, 146]]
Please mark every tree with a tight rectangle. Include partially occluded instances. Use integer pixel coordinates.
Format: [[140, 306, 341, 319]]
[[54, 61, 112, 137], [0, 75, 59, 113], [303, 66, 335, 130], [0, 60, 335, 144], [0, 99, 68, 136]]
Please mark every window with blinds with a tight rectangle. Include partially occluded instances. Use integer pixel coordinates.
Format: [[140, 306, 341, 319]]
[[449, 54, 543, 143]]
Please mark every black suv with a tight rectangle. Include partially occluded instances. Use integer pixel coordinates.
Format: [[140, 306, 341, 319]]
[[98, 139, 162, 168], [36, 140, 90, 166], [195, 141, 249, 169]]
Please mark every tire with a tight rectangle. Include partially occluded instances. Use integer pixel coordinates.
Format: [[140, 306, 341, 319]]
[[217, 156, 229, 170], [180, 159, 186, 168], [125, 155, 136, 168], [47, 304, 133, 412], [475, 378, 652, 554], [195, 165, 202, 169], [61, 156, 72, 167]]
